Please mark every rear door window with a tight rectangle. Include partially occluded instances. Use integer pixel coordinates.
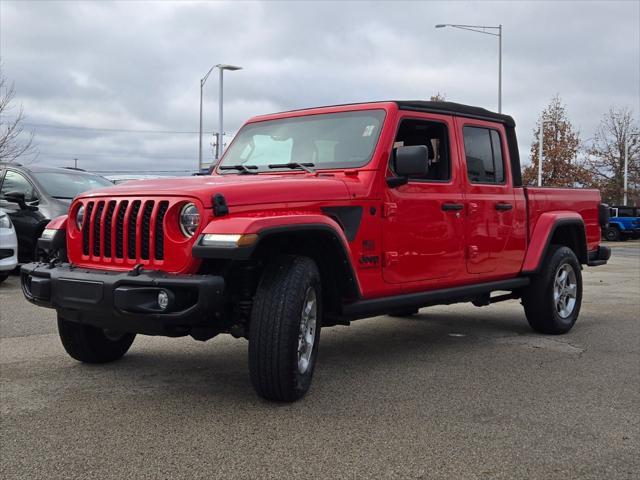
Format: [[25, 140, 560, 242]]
[[463, 126, 505, 184], [617, 208, 635, 217]]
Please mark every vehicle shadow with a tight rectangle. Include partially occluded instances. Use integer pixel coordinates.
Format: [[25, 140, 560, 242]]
[[319, 310, 531, 362], [66, 309, 532, 405]]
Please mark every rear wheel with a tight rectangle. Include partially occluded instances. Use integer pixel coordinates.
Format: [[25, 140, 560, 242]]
[[249, 255, 322, 402], [522, 245, 582, 334], [57, 316, 136, 363], [604, 227, 620, 241]]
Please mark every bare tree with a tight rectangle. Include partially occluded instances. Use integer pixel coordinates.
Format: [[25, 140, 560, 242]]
[[582, 107, 639, 205], [522, 95, 589, 187], [430, 92, 446, 102], [0, 73, 36, 163]]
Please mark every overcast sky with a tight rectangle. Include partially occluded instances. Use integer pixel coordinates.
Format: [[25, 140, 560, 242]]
[[1, 0, 639, 174]]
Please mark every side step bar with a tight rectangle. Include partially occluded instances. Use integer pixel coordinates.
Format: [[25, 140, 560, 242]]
[[341, 278, 530, 321]]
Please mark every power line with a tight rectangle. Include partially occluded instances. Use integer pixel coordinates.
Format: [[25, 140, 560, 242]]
[[39, 151, 197, 161], [91, 169, 197, 174], [23, 122, 199, 135]]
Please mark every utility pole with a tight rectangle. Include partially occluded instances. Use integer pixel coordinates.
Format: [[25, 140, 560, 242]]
[[213, 132, 220, 160], [74, 158, 78, 169], [538, 120, 546, 187], [538, 127, 543, 187], [624, 135, 629, 206]]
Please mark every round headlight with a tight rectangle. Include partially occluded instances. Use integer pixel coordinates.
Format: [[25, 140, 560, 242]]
[[179, 203, 200, 237], [76, 205, 85, 230]]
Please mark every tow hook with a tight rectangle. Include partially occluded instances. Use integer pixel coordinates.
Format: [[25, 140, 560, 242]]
[[128, 264, 145, 277]]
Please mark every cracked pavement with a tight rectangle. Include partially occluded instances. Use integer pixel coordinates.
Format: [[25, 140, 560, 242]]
[[1, 241, 639, 479]]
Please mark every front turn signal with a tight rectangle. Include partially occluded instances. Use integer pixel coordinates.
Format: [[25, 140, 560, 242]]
[[200, 233, 258, 248]]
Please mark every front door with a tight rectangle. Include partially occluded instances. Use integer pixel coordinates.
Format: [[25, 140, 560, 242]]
[[456, 119, 516, 275], [0, 170, 44, 262], [382, 113, 466, 285]]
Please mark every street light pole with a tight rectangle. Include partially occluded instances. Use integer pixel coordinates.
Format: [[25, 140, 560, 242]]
[[537, 119, 552, 187], [215, 64, 242, 160], [538, 124, 544, 187], [198, 64, 242, 171], [198, 65, 216, 172], [218, 67, 224, 159], [435, 23, 503, 113], [498, 24, 502, 113]]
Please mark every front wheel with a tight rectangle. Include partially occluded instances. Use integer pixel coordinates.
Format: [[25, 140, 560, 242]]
[[249, 255, 322, 402], [57, 316, 136, 363], [522, 245, 582, 334]]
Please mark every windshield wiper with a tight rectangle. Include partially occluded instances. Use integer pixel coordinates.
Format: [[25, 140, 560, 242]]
[[219, 164, 259, 174], [267, 162, 315, 173], [52, 196, 74, 200]]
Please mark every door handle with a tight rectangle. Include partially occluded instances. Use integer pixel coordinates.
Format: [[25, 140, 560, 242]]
[[441, 203, 464, 211], [495, 203, 513, 211]]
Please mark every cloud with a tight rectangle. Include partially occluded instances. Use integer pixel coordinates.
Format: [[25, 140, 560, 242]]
[[1, 0, 638, 173]]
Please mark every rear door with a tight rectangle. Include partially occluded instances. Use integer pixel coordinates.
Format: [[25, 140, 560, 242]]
[[382, 112, 466, 285], [456, 119, 516, 275]]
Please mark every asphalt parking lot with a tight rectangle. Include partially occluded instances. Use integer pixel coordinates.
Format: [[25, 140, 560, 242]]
[[1, 242, 638, 479]]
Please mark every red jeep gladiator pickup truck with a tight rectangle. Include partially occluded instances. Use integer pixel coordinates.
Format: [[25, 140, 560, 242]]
[[21, 101, 610, 402]]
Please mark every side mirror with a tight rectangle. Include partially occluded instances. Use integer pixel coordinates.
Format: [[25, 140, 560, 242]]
[[3, 191, 27, 209], [387, 145, 429, 187]]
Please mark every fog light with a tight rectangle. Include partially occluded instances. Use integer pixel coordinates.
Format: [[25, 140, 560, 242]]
[[157, 290, 170, 310]]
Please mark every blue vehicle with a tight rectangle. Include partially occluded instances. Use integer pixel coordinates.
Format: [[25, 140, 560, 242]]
[[603, 206, 640, 241]]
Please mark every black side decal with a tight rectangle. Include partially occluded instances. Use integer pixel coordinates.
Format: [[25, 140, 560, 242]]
[[321, 206, 363, 241]]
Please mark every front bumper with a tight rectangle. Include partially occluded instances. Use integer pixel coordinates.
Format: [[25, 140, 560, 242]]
[[21, 263, 225, 336], [0, 229, 18, 272]]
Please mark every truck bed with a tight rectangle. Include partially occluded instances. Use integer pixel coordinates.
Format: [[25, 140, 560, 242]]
[[524, 187, 602, 252]]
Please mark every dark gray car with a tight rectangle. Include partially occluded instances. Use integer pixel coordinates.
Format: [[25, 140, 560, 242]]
[[0, 163, 113, 262]]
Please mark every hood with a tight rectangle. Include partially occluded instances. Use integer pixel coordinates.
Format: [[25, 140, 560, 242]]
[[78, 174, 352, 208], [46, 197, 73, 218]]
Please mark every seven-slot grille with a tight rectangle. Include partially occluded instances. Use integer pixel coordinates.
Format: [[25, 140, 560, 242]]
[[81, 199, 170, 262]]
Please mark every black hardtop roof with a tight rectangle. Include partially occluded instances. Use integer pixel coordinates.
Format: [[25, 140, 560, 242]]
[[266, 100, 515, 128], [395, 101, 515, 127]]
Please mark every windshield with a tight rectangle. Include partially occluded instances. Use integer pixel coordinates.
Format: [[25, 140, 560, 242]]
[[219, 110, 386, 172], [33, 172, 113, 199]]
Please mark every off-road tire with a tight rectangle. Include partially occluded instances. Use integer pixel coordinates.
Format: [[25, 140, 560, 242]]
[[604, 226, 620, 242], [249, 255, 322, 402], [522, 245, 582, 335], [57, 316, 136, 363]]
